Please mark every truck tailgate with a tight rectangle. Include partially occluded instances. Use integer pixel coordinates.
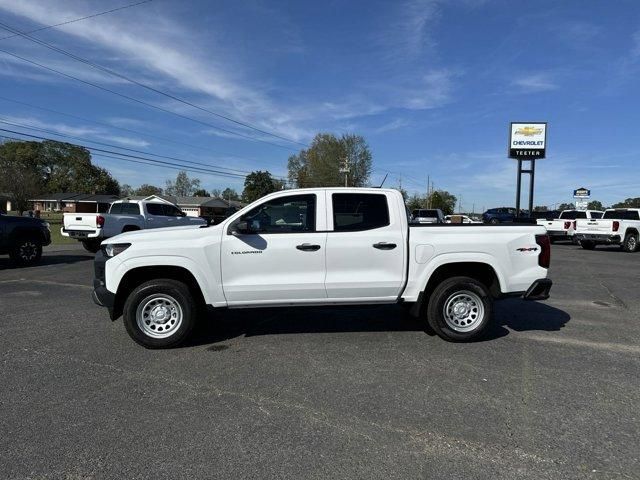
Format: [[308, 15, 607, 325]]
[[64, 213, 100, 231], [577, 219, 613, 233]]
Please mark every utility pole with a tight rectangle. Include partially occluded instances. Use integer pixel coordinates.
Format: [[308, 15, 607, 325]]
[[339, 156, 350, 187], [426, 175, 430, 208]]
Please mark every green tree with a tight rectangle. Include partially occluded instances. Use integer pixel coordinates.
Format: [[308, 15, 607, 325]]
[[193, 188, 209, 197], [587, 200, 604, 210], [0, 141, 44, 213], [165, 171, 201, 197], [210, 188, 222, 198], [121, 184, 134, 197], [428, 190, 457, 215], [221, 187, 240, 201], [242, 171, 280, 203], [406, 193, 425, 212], [135, 184, 163, 197], [534, 206, 548, 212], [611, 197, 640, 208], [558, 203, 575, 211], [287, 133, 372, 187]]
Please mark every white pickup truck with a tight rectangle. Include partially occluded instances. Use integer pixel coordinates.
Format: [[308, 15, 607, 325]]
[[92, 188, 552, 348], [575, 208, 640, 252], [538, 209, 603, 242], [62, 197, 206, 252]]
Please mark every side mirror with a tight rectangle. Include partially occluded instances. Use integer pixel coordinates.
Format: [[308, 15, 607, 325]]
[[233, 220, 258, 235]]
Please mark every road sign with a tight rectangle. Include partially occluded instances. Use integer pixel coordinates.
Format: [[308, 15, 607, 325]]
[[573, 188, 590, 198]]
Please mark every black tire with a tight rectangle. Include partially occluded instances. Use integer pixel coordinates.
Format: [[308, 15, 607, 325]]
[[489, 218, 499, 225], [580, 240, 596, 250], [426, 276, 493, 342], [82, 240, 101, 253], [622, 233, 638, 253], [9, 237, 42, 266], [123, 279, 197, 349], [549, 236, 556, 244]]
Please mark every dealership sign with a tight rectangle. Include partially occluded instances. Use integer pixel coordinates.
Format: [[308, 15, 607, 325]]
[[573, 188, 590, 198], [509, 122, 547, 159]]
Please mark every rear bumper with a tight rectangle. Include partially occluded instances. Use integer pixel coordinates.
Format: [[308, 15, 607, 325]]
[[546, 229, 568, 237], [523, 278, 552, 301], [574, 233, 621, 244], [61, 227, 101, 239]]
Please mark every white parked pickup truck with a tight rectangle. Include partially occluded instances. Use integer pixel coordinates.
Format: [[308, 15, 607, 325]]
[[62, 197, 206, 252], [92, 188, 552, 348], [575, 208, 640, 252], [538, 209, 603, 243]]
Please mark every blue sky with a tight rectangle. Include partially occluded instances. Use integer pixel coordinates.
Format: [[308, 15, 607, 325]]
[[0, 0, 638, 210]]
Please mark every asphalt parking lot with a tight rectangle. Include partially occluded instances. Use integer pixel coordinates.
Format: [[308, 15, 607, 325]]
[[1, 243, 639, 479]]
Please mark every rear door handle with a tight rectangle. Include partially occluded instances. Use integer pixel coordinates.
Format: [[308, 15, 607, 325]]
[[373, 242, 397, 250], [296, 243, 321, 251]]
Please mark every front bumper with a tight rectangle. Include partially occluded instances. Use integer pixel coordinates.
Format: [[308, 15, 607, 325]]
[[523, 278, 552, 301], [574, 233, 621, 244], [92, 250, 117, 320]]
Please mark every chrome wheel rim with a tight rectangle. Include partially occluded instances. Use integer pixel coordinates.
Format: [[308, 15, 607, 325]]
[[19, 241, 38, 261], [136, 294, 183, 338], [628, 236, 637, 251], [443, 290, 484, 332]]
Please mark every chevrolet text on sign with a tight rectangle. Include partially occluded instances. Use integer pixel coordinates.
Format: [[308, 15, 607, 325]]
[[509, 122, 547, 159]]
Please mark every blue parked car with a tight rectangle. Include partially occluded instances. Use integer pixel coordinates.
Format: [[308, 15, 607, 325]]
[[482, 207, 517, 224]]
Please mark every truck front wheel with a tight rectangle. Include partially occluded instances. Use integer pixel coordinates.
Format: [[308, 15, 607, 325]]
[[426, 276, 493, 342], [123, 279, 197, 348], [10, 238, 42, 266]]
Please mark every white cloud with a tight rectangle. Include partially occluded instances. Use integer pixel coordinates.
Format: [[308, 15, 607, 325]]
[[373, 118, 410, 134], [511, 73, 558, 92]]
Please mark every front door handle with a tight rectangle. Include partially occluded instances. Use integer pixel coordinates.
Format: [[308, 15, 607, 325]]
[[373, 242, 397, 250], [296, 243, 321, 251]]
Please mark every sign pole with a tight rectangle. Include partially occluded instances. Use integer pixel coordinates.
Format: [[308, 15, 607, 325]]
[[528, 159, 536, 214], [515, 159, 522, 216]]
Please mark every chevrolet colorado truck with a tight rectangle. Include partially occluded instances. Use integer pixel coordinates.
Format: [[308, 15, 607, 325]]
[[0, 213, 51, 265], [62, 197, 206, 252], [92, 188, 552, 348], [575, 208, 640, 252], [539, 209, 603, 243]]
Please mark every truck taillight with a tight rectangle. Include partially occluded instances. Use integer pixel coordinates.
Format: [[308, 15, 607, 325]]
[[535, 234, 550, 269], [612, 221, 619, 232], [564, 221, 571, 229], [96, 215, 105, 228]]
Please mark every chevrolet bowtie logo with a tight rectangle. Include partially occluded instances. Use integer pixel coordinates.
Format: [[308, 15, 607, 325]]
[[515, 126, 543, 136]]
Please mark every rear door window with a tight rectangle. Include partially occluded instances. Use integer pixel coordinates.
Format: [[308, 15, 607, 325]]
[[146, 203, 165, 216], [332, 193, 390, 231], [120, 203, 140, 215]]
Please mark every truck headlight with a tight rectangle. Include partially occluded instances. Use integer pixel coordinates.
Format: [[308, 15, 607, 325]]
[[103, 243, 131, 257]]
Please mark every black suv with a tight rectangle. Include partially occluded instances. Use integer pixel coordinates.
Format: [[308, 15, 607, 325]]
[[0, 214, 51, 265]]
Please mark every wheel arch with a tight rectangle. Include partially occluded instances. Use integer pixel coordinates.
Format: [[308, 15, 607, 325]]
[[113, 265, 206, 320], [121, 225, 141, 233], [410, 261, 501, 317]]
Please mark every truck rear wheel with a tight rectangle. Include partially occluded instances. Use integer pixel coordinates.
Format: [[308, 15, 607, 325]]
[[426, 276, 493, 342], [580, 240, 596, 250], [82, 240, 101, 253], [622, 233, 638, 253], [10, 238, 42, 266], [123, 279, 197, 349]]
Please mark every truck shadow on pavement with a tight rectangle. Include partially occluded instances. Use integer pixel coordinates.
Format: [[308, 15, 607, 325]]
[[0, 254, 93, 270], [187, 299, 570, 347]]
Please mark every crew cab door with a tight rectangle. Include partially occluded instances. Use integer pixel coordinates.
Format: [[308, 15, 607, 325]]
[[324, 191, 406, 300], [220, 192, 327, 305], [144, 203, 172, 228]]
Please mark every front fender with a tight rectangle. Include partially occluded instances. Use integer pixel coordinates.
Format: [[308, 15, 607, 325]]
[[105, 254, 226, 306]]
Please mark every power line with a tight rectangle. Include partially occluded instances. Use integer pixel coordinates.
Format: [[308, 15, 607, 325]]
[[0, 0, 154, 41], [0, 94, 282, 168], [0, 46, 299, 151], [0, 20, 308, 148], [0, 118, 262, 177], [0, 128, 251, 180]]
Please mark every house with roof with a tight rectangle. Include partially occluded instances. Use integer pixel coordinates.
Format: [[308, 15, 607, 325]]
[[30, 193, 121, 213], [173, 196, 244, 224]]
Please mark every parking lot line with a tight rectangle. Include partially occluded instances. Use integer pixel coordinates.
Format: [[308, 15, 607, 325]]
[[0, 278, 92, 289], [511, 330, 640, 355]]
